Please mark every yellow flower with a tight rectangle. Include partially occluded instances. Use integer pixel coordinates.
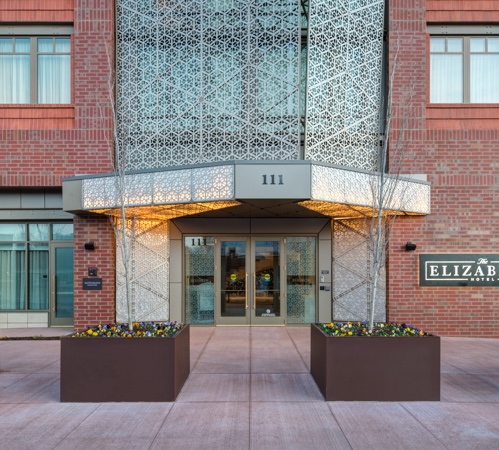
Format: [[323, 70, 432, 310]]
[[419, 330, 424, 336], [86, 330, 93, 335], [92, 331, 98, 336], [348, 331, 353, 336]]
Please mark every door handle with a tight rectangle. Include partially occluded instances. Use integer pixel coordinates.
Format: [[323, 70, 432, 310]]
[[245, 272, 248, 309], [52, 275, 56, 312], [253, 272, 256, 310]]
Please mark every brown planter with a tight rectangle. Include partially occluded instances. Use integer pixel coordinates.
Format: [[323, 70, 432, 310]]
[[310, 324, 440, 401], [60, 324, 190, 402]]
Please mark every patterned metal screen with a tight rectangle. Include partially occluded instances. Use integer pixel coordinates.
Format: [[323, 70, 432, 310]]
[[116, 0, 385, 171], [116, 0, 301, 170], [116, 219, 170, 322], [332, 219, 385, 322], [305, 0, 385, 170]]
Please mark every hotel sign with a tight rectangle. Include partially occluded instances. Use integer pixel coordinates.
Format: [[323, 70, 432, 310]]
[[420, 254, 499, 286]]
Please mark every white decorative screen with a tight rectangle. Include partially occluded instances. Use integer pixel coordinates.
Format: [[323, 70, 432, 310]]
[[116, 219, 170, 322], [116, 0, 301, 170], [305, 0, 385, 170], [332, 219, 386, 322]]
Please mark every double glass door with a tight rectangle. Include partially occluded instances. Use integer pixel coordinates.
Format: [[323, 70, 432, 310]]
[[217, 237, 284, 325]]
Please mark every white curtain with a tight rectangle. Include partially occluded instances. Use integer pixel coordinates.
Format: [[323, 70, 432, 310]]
[[430, 54, 463, 103], [38, 54, 71, 103], [0, 249, 26, 310], [29, 249, 49, 310], [0, 55, 30, 103], [470, 54, 499, 103]]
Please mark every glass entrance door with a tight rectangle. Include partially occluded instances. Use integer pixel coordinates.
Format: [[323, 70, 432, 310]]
[[49, 243, 74, 326], [216, 237, 284, 325]]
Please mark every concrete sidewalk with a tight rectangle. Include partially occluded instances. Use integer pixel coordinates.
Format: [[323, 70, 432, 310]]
[[1, 326, 499, 449]]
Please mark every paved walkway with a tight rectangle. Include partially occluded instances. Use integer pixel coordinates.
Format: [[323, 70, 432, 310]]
[[1, 326, 499, 449]]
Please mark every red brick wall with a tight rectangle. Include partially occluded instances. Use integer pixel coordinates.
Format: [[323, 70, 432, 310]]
[[388, 0, 499, 336], [0, 0, 74, 22], [73, 215, 115, 331], [0, 0, 114, 186], [0, 1, 117, 329]]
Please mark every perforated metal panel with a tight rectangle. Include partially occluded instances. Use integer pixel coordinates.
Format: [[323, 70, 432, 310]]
[[116, 0, 301, 170], [305, 0, 385, 170], [332, 219, 386, 322], [116, 219, 169, 322]]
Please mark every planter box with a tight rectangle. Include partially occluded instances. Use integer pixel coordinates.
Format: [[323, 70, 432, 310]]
[[61, 324, 190, 402], [310, 324, 440, 401]]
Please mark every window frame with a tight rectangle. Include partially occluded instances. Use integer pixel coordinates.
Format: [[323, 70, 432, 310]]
[[0, 222, 73, 312], [428, 25, 499, 105], [0, 25, 73, 105]]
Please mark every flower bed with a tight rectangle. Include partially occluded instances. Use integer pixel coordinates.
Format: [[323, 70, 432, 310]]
[[310, 323, 440, 401], [316, 321, 432, 337], [70, 321, 184, 338], [61, 323, 190, 402]]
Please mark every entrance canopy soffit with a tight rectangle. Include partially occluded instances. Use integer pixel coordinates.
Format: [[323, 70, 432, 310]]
[[62, 161, 430, 220]]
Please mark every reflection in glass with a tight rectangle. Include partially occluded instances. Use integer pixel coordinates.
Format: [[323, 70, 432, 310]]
[[0, 224, 26, 241], [254, 241, 280, 318], [286, 237, 316, 324], [55, 247, 74, 318], [185, 236, 215, 324], [52, 224, 74, 240], [221, 241, 246, 317], [28, 223, 49, 241]]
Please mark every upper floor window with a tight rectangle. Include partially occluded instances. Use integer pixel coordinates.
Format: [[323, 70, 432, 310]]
[[430, 36, 499, 103], [0, 36, 71, 104]]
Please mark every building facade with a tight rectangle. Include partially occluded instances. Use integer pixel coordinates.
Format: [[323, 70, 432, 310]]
[[1, 1, 498, 336]]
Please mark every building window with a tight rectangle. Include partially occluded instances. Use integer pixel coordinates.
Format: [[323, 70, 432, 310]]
[[0, 37, 71, 104], [0, 223, 73, 311], [430, 36, 499, 103]]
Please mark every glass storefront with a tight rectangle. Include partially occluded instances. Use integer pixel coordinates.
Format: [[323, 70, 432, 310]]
[[185, 237, 215, 325], [0, 223, 73, 312], [184, 235, 316, 325]]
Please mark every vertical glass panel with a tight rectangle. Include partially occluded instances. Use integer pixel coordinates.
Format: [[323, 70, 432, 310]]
[[29, 243, 48, 310], [0, 38, 13, 52], [430, 54, 463, 103], [286, 237, 316, 324], [254, 241, 280, 318], [447, 38, 463, 52], [488, 38, 499, 52], [55, 38, 70, 53], [38, 54, 71, 103], [185, 236, 215, 324], [37, 38, 53, 52], [430, 37, 445, 52], [54, 247, 74, 318], [0, 243, 26, 310], [221, 241, 246, 317], [0, 224, 26, 241], [470, 54, 499, 103], [28, 224, 49, 241], [52, 224, 74, 240], [0, 55, 30, 103], [470, 38, 486, 53]]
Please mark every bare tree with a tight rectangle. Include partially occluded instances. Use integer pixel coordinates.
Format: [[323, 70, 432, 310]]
[[367, 40, 421, 331], [100, 41, 137, 331]]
